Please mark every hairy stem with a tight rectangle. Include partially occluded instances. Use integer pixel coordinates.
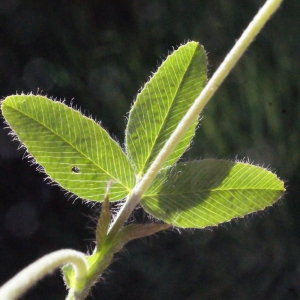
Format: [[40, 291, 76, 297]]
[[0, 1, 284, 299], [109, 0, 284, 235], [0, 250, 88, 300]]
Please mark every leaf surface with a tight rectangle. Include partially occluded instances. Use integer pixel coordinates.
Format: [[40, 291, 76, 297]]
[[141, 160, 285, 228], [125, 41, 207, 177], [2, 94, 135, 201]]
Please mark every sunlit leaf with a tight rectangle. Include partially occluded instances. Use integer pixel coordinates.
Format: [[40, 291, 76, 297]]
[[141, 160, 285, 228], [125, 41, 207, 177], [2, 94, 135, 201]]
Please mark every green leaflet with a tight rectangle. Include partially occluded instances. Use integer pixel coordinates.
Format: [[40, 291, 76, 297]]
[[125, 41, 207, 178], [141, 160, 285, 228], [1, 43, 285, 231], [1, 94, 135, 201]]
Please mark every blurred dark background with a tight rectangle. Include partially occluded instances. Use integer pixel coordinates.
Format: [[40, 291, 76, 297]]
[[0, 0, 299, 299]]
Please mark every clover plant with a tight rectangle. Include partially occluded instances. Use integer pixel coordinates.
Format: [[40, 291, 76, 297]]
[[0, 0, 285, 299]]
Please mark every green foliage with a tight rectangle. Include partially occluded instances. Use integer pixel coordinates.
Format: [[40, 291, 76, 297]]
[[2, 94, 135, 201], [142, 160, 284, 228], [0, 30, 286, 300], [1, 41, 284, 231], [126, 41, 207, 177]]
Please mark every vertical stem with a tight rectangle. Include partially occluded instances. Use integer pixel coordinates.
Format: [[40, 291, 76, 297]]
[[109, 0, 284, 235]]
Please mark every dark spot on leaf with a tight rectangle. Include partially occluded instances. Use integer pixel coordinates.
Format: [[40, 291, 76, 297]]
[[282, 109, 287, 114], [72, 166, 80, 173]]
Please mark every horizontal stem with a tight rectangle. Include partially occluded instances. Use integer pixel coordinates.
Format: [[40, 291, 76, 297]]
[[0, 249, 87, 300], [109, 0, 283, 234]]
